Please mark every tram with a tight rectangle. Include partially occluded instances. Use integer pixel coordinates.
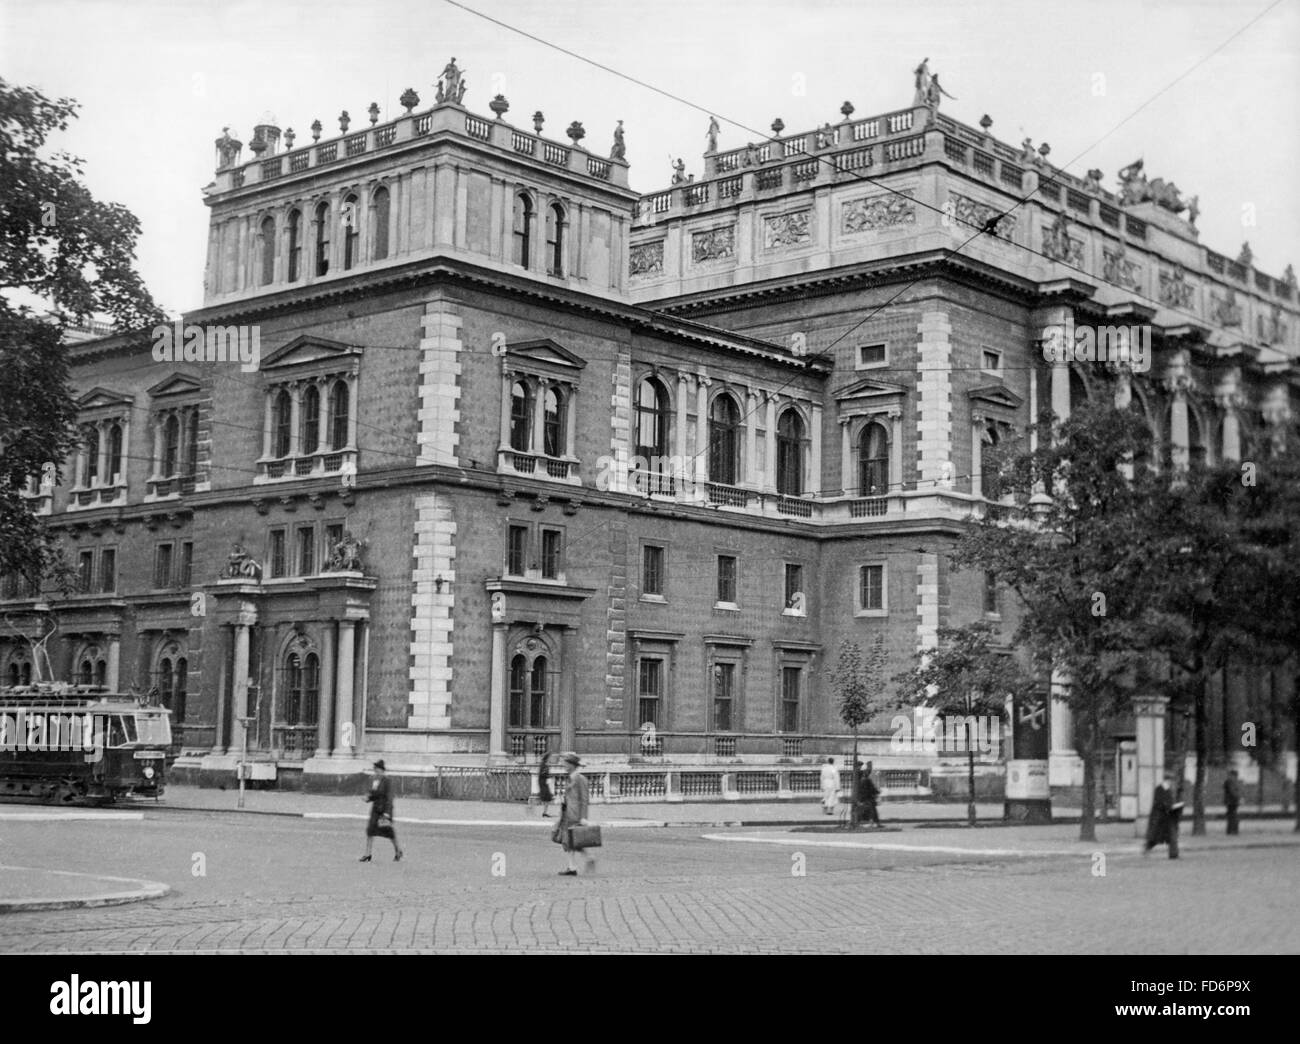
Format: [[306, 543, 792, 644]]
[[0, 684, 173, 804]]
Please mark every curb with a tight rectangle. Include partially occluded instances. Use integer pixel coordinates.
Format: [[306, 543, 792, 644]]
[[0, 865, 169, 913]]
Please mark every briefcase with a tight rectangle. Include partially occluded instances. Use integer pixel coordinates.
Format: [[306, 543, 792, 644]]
[[567, 825, 602, 850]]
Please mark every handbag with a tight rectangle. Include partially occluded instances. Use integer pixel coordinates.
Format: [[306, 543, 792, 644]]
[[550, 822, 564, 845], [567, 824, 602, 850]]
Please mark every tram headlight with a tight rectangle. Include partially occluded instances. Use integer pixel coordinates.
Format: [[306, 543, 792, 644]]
[[143, 766, 155, 780]]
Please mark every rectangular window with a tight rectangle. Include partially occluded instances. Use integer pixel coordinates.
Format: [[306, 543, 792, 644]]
[[637, 658, 663, 729], [269, 529, 287, 579], [784, 563, 803, 609], [713, 662, 735, 732], [178, 542, 193, 588], [153, 544, 173, 589], [781, 666, 801, 732], [859, 564, 884, 611], [717, 555, 737, 605], [506, 525, 528, 576], [296, 526, 316, 576], [981, 348, 1002, 373], [984, 571, 999, 615], [642, 545, 665, 597], [540, 528, 562, 580], [857, 343, 887, 369], [77, 551, 94, 593], [99, 549, 117, 593]]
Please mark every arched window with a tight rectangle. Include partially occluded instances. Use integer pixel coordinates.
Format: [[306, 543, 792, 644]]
[[509, 380, 533, 452], [260, 216, 276, 285], [94, 659, 106, 688], [858, 422, 889, 496], [314, 202, 330, 276], [512, 193, 533, 268], [509, 654, 527, 728], [372, 187, 390, 261], [329, 380, 350, 450], [301, 385, 321, 455], [8, 662, 19, 687], [162, 414, 180, 476], [287, 209, 302, 282], [285, 652, 319, 727], [158, 658, 173, 705], [709, 394, 740, 485], [302, 653, 318, 726], [84, 426, 100, 485], [21, 661, 32, 686], [546, 203, 565, 277], [342, 193, 359, 271], [78, 659, 93, 687], [981, 422, 1002, 499], [543, 386, 565, 457], [184, 410, 198, 477], [634, 377, 670, 460], [273, 389, 293, 458], [285, 653, 303, 724], [108, 422, 124, 482], [530, 656, 548, 728], [173, 657, 188, 725], [776, 409, 804, 495]]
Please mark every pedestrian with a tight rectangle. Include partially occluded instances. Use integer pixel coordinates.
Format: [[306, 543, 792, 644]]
[[554, 751, 594, 876], [360, 759, 402, 862], [1224, 768, 1241, 836], [820, 757, 839, 815], [858, 761, 882, 827], [537, 750, 554, 818], [1143, 773, 1182, 859]]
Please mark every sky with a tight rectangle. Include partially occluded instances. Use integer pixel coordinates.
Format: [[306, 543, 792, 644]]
[[2, 0, 1298, 317]]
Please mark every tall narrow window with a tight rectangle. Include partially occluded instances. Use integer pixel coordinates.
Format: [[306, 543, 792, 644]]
[[329, 380, 350, 450], [314, 202, 330, 276], [99, 549, 116, 593], [296, 526, 316, 576], [184, 410, 199, 478], [509, 655, 527, 727], [543, 387, 564, 457], [634, 378, 670, 460], [784, 563, 803, 609], [178, 541, 193, 587], [273, 389, 292, 457], [859, 422, 889, 496], [287, 209, 302, 282], [269, 529, 286, 579], [372, 187, 390, 261], [285, 653, 303, 724], [154, 544, 174, 589], [260, 216, 276, 285], [77, 551, 94, 593], [546, 202, 565, 277], [859, 564, 884, 611], [301, 654, 318, 726], [162, 415, 180, 476], [301, 385, 321, 455], [540, 529, 562, 579], [512, 193, 533, 268], [776, 409, 804, 495], [506, 525, 528, 576], [530, 657, 548, 728], [638, 658, 663, 729], [342, 193, 359, 271], [642, 545, 665, 597], [158, 658, 173, 707], [107, 422, 123, 483], [713, 662, 735, 732], [173, 657, 188, 725], [84, 426, 100, 485], [781, 666, 802, 732], [509, 381, 532, 452], [709, 394, 740, 485], [717, 554, 737, 604], [981, 422, 1001, 499]]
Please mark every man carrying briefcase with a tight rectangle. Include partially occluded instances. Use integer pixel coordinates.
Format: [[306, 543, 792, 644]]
[[554, 751, 600, 876]]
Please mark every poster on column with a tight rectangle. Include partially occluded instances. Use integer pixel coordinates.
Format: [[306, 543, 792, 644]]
[[1012, 686, 1050, 759]]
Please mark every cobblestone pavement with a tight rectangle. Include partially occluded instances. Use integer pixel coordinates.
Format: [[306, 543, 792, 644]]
[[1, 811, 1296, 953]]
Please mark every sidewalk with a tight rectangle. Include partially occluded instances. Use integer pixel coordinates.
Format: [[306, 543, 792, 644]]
[[0, 865, 169, 912]]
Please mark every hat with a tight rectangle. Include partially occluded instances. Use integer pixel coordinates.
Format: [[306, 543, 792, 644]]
[[561, 751, 582, 767], [373, 759, 386, 770]]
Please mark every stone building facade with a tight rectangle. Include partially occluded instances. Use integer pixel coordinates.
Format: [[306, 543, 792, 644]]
[[2, 63, 1296, 797]]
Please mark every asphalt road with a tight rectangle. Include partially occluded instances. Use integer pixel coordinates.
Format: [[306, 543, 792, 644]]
[[1, 810, 1297, 953]]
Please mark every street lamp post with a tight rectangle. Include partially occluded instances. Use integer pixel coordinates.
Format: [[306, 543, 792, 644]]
[[966, 687, 978, 827], [236, 714, 255, 808]]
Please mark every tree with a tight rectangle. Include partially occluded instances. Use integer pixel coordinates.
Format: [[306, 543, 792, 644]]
[[895, 621, 1035, 826], [0, 78, 162, 587], [833, 634, 886, 827]]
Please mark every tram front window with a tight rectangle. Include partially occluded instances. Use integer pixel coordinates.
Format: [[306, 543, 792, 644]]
[[106, 715, 138, 747], [135, 714, 172, 746]]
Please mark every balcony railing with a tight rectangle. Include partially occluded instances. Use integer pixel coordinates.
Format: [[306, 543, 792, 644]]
[[706, 482, 752, 507], [498, 449, 579, 483], [848, 495, 889, 518], [776, 495, 813, 517], [274, 725, 318, 759], [258, 449, 357, 483]]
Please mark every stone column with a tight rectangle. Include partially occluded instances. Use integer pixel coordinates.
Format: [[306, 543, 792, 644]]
[[346, 374, 359, 448], [675, 373, 690, 469], [334, 620, 356, 757], [1216, 368, 1243, 463], [499, 367, 513, 451], [559, 627, 576, 751], [489, 621, 508, 756], [1048, 667, 1082, 788], [1165, 352, 1191, 472], [695, 375, 710, 491], [354, 620, 369, 757], [889, 409, 903, 497], [532, 377, 548, 454], [288, 382, 302, 458], [230, 604, 256, 754], [745, 388, 759, 487], [971, 412, 984, 499], [763, 393, 777, 493], [565, 383, 578, 458], [317, 622, 335, 755], [1133, 695, 1168, 835], [212, 628, 228, 753], [316, 378, 330, 454], [809, 404, 822, 498], [105, 637, 121, 691], [95, 421, 109, 486], [153, 418, 165, 478], [262, 390, 274, 459], [840, 418, 853, 496]]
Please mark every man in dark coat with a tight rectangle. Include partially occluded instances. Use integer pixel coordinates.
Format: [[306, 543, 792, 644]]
[[1224, 769, 1241, 835], [1144, 774, 1181, 859], [857, 762, 882, 827], [556, 752, 593, 876], [360, 760, 402, 862]]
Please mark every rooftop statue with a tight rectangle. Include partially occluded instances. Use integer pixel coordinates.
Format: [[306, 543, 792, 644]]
[[435, 57, 467, 105], [913, 58, 931, 107], [611, 120, 626, 161], [670, 157, 687, 185], [705, 115, 720, 154], [1117, 158, 1190, 216], [926, 73, 956, 110]]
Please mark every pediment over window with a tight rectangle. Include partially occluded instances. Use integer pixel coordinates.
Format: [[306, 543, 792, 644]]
[[261, 335, 362, 372], [506, 339, 587, 371], [968, 384, 1024, 412], [835, 376, 905, 417], [146, 374, 204, 399], [76, 388, 133, 411]]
